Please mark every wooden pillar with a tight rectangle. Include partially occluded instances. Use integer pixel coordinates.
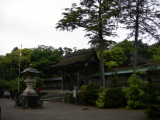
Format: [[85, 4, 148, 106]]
[[77, 70, 80, 90], [70, 74, 73, 90], [61, 72, 64, 90]]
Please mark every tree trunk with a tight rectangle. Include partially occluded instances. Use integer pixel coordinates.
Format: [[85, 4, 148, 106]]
[[99, 42, 105, 88], [99, 0, 105, 88], [133, 0, 140, 70]]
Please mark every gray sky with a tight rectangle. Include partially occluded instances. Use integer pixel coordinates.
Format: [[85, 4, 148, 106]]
[[0, 0, 155, 55]]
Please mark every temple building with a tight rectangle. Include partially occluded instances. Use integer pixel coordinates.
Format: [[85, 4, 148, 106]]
[[50, 49, 99, 90]]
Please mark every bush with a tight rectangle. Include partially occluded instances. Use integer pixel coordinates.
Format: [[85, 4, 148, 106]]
[[78, 82, 100, 105], [64, 93, 73, 103], [96, 87, 126, 108], [35, 77, 43, 88], [8, 77, 26, 92], [145, 103, 160, 119], [0, 80, 9, 97], [96, 72, 126, 108], [144, 76, 160, 119], [126, 74, 147, 109], [0, 80, 9, 88], [64, 92, 86, 104], [95, 87, 106, 108], [105, 88, 126, 108], [33, 77, 43, 91]]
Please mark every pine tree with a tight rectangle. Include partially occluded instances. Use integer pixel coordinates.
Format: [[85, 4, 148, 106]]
[[56, 0, 120, 87]]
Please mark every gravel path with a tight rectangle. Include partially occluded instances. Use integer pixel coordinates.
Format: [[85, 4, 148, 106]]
[[0, 98, 149, 120]]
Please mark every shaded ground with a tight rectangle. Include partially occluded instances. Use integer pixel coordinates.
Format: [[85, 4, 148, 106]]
[[0, 98, 149, 120]]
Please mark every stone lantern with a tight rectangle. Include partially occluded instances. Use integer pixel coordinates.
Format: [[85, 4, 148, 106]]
[[15, 64, 43, 108]]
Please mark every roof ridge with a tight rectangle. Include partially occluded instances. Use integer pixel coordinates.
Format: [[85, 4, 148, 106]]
[[65, 49, 93, 58], [130, 51, 147, 59]]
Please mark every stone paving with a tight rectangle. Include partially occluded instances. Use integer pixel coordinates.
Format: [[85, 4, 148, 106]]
[[0, 98, 149, 120]]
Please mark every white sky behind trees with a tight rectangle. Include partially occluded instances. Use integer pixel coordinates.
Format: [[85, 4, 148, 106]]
[[0, 0, 156, 55]]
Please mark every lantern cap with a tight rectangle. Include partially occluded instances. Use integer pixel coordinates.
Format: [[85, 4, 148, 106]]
[[21, 64, 40, 74]]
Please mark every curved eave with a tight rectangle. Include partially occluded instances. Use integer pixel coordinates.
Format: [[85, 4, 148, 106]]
[[21, 68, 40, 74]]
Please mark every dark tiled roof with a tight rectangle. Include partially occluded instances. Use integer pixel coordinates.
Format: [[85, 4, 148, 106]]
[[50, 49, 97, 68], [120, 52, 151, 67]]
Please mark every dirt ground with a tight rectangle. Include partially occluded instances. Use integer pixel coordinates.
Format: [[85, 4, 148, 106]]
[[0, 98, 149, 120]]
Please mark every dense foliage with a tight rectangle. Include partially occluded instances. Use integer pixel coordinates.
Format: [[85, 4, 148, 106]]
[[79, 82, 100, 105], [8, 77, 26, 92], [0, 46, 83, 81], [144, 77, 160, 118], [142, 67, 160, 119], [104, 88, 126, 108], [126, 74, 147, 109], [104, 47, 126, 69], [30, 45, 64, 78], [96, 87, 126, 108]]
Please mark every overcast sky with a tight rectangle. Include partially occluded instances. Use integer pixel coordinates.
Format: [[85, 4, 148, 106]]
[[0, 0, 156, 55]]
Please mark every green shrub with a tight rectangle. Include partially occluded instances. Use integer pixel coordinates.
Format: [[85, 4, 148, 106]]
[[33, 77, 43, 90], [35, 77, 43, 88], [79, 82, 100, 105], [96, 87, 126, 108], [0, 80, 9, 97], [126, 74, 147, 109], [145, 103, 160, 119], [76, 92, 85, 104], [8, 77, 26, 92], [144, 77, 160, 119], [96, 87, 106, 108], [64, 93, 73, 103], [105, 88, 126, 108], [96, 72, 126, 108], [0, 80, 9, 88]]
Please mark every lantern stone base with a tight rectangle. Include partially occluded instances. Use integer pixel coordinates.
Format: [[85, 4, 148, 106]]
[[15, 93, 43, 108], [16, 64, 43, 108]]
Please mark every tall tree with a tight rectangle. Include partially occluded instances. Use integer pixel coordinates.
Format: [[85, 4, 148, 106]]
[[56, 0, 120, 87], [119, 0, 160, 69], [30, 45, 64, 78]]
